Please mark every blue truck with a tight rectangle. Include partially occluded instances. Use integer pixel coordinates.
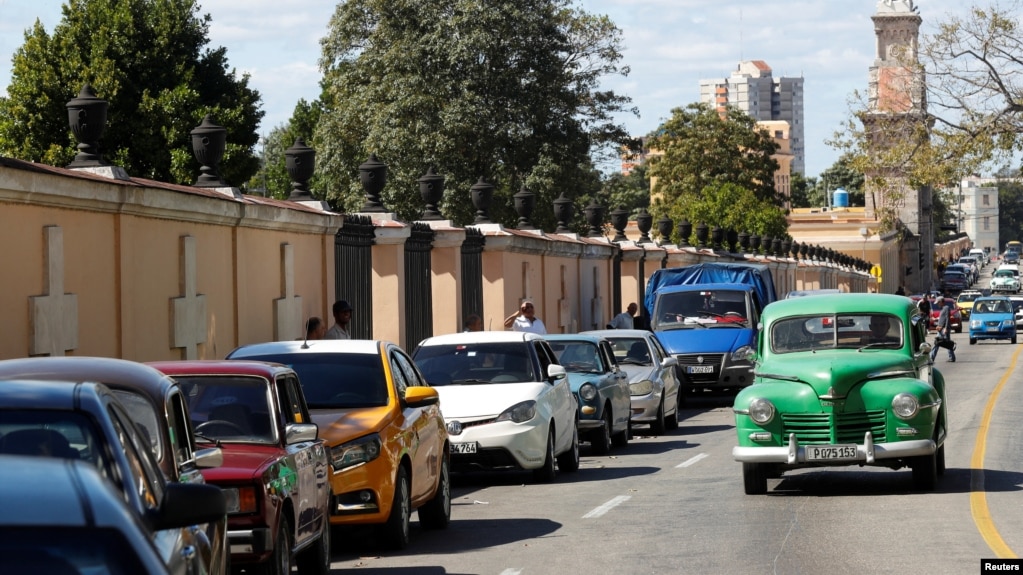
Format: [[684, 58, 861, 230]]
[[644, 262, 778, 402]]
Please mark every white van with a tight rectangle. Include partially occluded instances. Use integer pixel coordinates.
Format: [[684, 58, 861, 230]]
[[969, 248, 987, 266]]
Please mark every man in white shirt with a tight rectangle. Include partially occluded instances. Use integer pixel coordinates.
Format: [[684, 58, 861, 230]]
[[504, 300, 547, 334], [609, 302, 638, 329], [325, 299, 353, 339]]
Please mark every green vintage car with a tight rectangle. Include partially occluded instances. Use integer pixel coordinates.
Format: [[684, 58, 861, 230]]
[[732, 293, 948, 494]]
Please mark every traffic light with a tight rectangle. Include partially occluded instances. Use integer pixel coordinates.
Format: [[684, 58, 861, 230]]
[[918, 251, 925, 270]]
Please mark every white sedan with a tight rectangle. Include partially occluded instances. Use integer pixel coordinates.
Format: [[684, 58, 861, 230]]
[[990, 268, 1020, 293], [412, 331, 580, 482]]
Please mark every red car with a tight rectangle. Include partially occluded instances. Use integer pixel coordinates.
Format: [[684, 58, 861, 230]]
[[928, 297, 963, 333], [150, 360, 332, 575]]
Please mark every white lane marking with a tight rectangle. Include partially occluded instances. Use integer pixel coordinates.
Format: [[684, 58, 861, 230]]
[[675, 452, 708, 468], [499, 570, 523, 575], [582, 495, 631, 519]]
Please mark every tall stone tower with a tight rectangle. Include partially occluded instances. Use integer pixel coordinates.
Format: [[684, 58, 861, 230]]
[[863, 0, 933, 293]]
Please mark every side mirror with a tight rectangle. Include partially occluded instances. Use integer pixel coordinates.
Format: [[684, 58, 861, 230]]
[[918, 341, 933, 355], [285, 422, 319, 444], [547, 363, 567, 382], [194, 446, 223, 469], [661, 356, 678, 368], [404, 386, 440, 407], [148, 482, 226, 531]]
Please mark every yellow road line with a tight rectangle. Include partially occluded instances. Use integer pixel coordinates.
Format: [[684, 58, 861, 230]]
[[969, 342, 1022, 558]]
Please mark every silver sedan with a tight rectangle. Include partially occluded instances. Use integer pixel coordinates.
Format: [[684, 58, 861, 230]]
[[582, 329, 681, 435]]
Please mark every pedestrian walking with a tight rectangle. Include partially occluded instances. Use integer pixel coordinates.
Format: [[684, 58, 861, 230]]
[[930, 300, 956, 362]]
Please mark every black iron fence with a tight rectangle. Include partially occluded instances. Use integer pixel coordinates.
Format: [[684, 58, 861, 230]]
[[335, 215, 375, 339], [404, 223, 435, 351]]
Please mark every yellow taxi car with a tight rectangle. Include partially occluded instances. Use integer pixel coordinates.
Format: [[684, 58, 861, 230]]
[[956, 290, 983, 321], [225, 339, 450, 550]]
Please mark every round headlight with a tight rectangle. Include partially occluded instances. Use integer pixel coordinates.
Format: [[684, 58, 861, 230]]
[[579, 383, 598, 401], [892, 393, 919, 419], [748, 398, 775, 425]]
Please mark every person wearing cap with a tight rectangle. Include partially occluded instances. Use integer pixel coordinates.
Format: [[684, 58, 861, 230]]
[[325, 300, 353, 339], [504, 299, 547, 334]]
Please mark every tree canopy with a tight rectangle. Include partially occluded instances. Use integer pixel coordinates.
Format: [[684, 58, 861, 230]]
[[646, 102, 782, 237], [310, 0, 636, 227], [0, 0, 263, 186]]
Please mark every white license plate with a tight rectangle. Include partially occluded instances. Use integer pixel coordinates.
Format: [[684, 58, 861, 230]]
[[988, 326, 1000, 332], [450, 442, 478, 454], [806, 444, 858, 461], [687, 365, 714, 374]]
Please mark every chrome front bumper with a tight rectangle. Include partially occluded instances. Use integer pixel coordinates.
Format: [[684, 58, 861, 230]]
[[227, 527, 271, 555], [732, 432, 936, 464]]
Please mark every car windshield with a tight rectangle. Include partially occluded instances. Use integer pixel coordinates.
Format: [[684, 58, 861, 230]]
[[231, 353, 388, 409], [770, 313, 904, 353], [548, 341, 603, 374], [413, 342, 537, 385], [995, 270, 1015, 278], [973, 300, 1011, 314], [606, 337, 652, 366], [176, 376, 276, 443], [0, 410, 117, 481], [653, 290, 749, 329], [958, 292, 981, 304]]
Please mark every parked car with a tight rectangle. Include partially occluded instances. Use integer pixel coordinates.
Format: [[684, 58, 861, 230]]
[[0, 356, 227, 575], [956, 290, 983, 321], [582, 329, 681, 433], [732, 294, 948, 494], [225, 339, 449, 550], [947, 263, 975, 285], [1011, 296, 1023, 329], [969, 296, 1018, 345], [149, 360, 332, 575], [0, 456, 174, 575], [545, 334, 631, 453], [0, 379, 227, 574], [941, 270, 969, 293], [989, 268, 1020, 294], [412, 331, 580, 482], [929, 297, 962, 333]]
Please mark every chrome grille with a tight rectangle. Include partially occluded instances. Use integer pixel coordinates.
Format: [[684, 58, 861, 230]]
[[674, 353, 724, 384], [781, 410, 887, 444]]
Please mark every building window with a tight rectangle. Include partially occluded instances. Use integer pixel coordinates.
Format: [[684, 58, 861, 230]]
[[983, 194, 990, 205], [984, 216, 990, 230]]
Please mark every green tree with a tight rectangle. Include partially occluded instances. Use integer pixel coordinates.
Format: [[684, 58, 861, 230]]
[[789, 172, 816, 208], [0, 0, 263, 186], [313, 0, 636, 226], [666, 182, 788, 245], [647, 103, 780, 212], [817, 154, 865, 207], [998, 180, 1023, 246], [596, 164, 651, 217], [249, 99, 323, 199]]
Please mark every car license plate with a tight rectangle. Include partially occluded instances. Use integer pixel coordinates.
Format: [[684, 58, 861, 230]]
[[806, 444, 857, 461], [988, 326, 999, 332], [450, 442, 478, 454], [687, 365, 714, 374]]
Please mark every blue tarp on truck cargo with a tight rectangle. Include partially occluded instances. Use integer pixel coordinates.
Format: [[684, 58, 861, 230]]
[[643, 262, 777, 316]]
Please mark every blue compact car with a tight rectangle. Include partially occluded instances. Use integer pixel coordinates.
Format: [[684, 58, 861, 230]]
[[968, 296, 1017, 345]]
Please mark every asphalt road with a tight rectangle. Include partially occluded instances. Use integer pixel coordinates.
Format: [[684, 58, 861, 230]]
[[323, 271, 1023, 574]]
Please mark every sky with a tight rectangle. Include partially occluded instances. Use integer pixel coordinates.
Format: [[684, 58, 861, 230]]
[[0, 0, 969, 178]]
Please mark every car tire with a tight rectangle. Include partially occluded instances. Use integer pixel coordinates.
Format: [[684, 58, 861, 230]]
[[970, 337, 977, 345], [556, 422, 580, 472], [955, 325, 962, 333], [650, 398, 667, 436], [611, 414, 629, 448], [295, 512, 331, 575], [1013, 335, 1018, 344], [665, 390, 681, 431], [381, 466, 411, 550], [255, 515, 293, 575], [418, 456, 451, 530], [533, 425, 557, 483], [591, 410, 613, 454], [911, 453, 937, 491], [936, 443, 946, 476], [742, 462, 767, 495]]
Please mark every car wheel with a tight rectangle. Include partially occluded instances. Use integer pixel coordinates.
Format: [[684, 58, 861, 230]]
[[970, 337, 977, 345], [911, 453, 938, 491], [665, 389, 681, 430], [255, 515, 293, 575], [418, 456, 451, 530], [381, 466, 411, 550], [650, 398, 666, 436], [295, 512, 331, 575], [591, 409, 613, 455], [936, 443, 946, 476], [955, 325, 962, 333], [532, 425, 557, 483], [1013, 335, 1018, 344], [742, 462, 767, 495], [556, 422, 580, 472], [611, 414, 630, 448]]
